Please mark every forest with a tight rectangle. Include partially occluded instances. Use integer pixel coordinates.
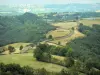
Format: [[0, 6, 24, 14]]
[[0, 12, 55, 46]]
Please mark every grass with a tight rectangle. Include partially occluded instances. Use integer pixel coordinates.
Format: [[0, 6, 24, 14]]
[[46, 19, 100, 45], [4, 42, 31, 48], [50, 30, 85, 45], [46, 29, 70, 38], [0, 53, 66, 72], [2, 43, 31, 54], [52, 55, 65, 61], [80, 19, 100, 27], [46, 21, 85, 45], [46, 22, 76, 38], [52, 22, 77, 29]]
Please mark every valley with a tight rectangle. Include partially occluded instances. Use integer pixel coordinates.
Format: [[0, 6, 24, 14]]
[[0, 11, 100, 75]]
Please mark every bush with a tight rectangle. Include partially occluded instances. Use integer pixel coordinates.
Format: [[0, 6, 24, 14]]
[[88, 68, 100, 75], [51, 58, 64, 66], [48, 35, 53, 39], [19, 45, 23, 50], [8, 46, 15, 54], [60, 69, 79, 75], [64, 57, 74, 67]]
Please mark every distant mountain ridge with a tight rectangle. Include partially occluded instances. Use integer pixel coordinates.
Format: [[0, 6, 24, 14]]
[[0, 3, 100, 15]]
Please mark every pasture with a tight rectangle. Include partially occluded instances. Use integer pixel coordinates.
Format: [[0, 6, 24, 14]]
[[46, 21, 84, 45], [0, 53, 66, 72]]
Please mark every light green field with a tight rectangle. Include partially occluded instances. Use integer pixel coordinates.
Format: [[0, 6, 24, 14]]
[[4, 42, 31, 48], [46, 29, 70, 38], [0, 53, 66, 72]]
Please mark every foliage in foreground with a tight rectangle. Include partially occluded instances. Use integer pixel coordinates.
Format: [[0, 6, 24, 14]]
[[1, 63, 100, 75]]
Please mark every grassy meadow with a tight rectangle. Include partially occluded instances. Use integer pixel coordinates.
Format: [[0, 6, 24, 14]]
[[80, 19, 100, 26], [4, 42, 31, 48], [0, 53, 66, 72], [52, 22, 77, 29]]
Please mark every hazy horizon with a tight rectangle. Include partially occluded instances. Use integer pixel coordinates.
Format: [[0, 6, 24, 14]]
[[0, 0, 100, 5]]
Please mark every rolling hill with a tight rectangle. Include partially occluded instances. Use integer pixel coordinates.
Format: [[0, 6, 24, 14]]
[[0, 12, 55, 46]]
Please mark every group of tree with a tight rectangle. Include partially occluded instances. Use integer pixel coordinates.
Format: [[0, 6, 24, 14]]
[[8, 46, 15, 54], [0, 45, 24, 54], [0, 63, 51, 75], [0, 61, 100, 75], [34, 44, 51, 62], [34, 43, 75, 67]]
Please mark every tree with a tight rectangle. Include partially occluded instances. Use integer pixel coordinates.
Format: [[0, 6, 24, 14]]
[[34, 47, 43, 61], [58, 41, 61, 45], [34, 44, 51, 62], [48, 35, 53, 39], [19, 45, 23, 50], [42, 52, 51, 62], [71, 27, 74, 30], [66, 46, 73, 57], [8, 46, 15, 54], [64, 57, 74, 67]]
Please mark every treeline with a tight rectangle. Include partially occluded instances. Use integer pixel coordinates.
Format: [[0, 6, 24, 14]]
[[44, 12, 100, 22], [0, 63, 57, 75], [1, 62, 100, 75]]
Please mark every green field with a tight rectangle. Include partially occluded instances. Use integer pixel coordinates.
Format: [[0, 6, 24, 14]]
[[0, 53, 66, 72], [4, 42, 31, 48]]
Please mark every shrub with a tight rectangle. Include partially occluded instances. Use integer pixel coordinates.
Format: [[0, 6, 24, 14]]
[[48, 35, 53, 39], [19, 45, 23, 50], [8, 46, 15, 54], [64, 57, 74, 67]]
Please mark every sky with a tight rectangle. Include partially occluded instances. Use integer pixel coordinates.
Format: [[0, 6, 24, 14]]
[[0, 0, 100, 4]]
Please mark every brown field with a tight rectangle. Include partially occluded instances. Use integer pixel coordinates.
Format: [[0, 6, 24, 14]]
[[46, 21, 85, 45], [46, 19, 100, 45], [52, 22, 77, 29], [50, 30, 85, 45], [4, 42, 31, 48], [46, 29, 70, 38], [80, 19, 100, 27]]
